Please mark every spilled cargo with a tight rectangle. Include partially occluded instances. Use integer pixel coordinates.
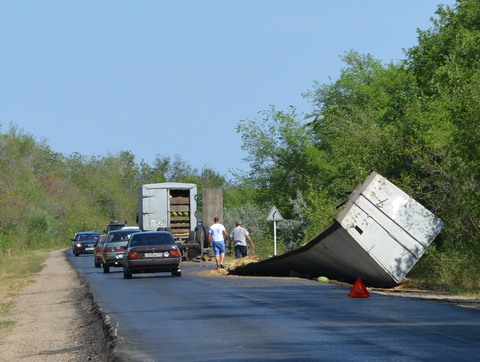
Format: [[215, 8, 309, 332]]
[[231, 172, 444, 287]]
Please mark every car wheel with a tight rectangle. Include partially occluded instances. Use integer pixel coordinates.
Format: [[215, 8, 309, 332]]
[[203, 225, 211, 248], [123, 267, 132, 279], [74, 252, 79, 257], [195, 225, 210, 250], [173, 270, 181, 277], [103, 264, 110, 273], [195, 226, 204, 243]]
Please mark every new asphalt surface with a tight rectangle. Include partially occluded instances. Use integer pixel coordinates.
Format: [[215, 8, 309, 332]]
[[68, 251, 480, 361]]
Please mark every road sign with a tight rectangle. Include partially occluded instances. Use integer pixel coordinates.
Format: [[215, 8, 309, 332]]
[[267, 206, 283, 256], [266, 206, 283, 221]]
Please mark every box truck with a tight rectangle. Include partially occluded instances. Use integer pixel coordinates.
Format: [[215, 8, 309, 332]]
[[138, 183, 223, 260]]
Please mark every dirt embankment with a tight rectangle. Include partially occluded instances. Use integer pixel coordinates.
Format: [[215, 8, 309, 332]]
[[0, 250, 112, 361]]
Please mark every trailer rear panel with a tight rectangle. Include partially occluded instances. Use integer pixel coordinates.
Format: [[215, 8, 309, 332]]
[[138, 183, 197, 241]]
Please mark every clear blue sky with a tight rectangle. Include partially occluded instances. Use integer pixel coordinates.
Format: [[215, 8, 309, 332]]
[[0, 0, 456, 178]]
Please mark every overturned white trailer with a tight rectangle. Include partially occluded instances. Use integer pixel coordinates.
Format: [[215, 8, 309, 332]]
[[233, 172, 444, 287]]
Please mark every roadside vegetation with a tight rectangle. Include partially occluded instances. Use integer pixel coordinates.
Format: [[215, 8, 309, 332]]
[[0, 250, 49, 335], [1, 0, 479, 297]]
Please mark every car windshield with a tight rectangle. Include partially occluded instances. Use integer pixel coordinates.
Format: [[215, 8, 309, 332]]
[[130, 233, 175, 246], [108, 230, 140, 242], [78, 234, 99, 241]]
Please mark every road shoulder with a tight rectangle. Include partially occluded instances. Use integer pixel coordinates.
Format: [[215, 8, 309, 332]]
[[0, 249, 109, 361]]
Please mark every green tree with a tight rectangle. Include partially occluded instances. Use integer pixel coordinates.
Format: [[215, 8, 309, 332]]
[[237, 106, 328, 216], [406, 0, 480, 253]]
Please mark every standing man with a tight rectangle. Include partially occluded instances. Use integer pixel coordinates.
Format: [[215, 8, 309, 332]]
[[230, 221, 254, 259], [208, 216, 229, 270]]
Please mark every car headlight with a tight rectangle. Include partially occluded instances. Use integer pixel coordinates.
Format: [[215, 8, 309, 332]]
[[76, 243, 82, 248]]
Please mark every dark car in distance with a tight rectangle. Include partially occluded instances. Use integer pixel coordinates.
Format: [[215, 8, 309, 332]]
[[72, 231, 100, 256], [122, 231, 182, 279]]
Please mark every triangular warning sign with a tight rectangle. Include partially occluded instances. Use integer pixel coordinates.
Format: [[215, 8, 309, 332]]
[[348, 278, 370, 298], [266, 206, 284, 221]]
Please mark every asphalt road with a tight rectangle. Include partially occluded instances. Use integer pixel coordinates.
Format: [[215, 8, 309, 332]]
[[68, 251, 480, 361]]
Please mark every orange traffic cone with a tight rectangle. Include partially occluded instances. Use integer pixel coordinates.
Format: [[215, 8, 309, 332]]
[[348, 278, 370, 298]]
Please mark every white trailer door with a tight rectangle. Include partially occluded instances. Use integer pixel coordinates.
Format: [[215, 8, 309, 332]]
[[141, 185, 170, 231]]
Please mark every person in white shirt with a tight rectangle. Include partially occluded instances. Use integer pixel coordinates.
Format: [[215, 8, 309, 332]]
[[208, 216, 229, 270]]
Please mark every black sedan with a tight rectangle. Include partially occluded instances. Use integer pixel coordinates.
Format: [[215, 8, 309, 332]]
[[122, 231, 181, 278], [72, 231, 100, 256]]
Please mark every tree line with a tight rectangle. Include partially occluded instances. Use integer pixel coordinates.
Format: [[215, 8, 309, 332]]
[[1, 0, 478, 294], [236, 0, 479, 293]]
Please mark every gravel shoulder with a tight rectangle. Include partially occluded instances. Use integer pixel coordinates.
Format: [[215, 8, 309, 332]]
[[0, 249, 110, 362], [1, 250, 479, 361], [370, 286, 480, 310]]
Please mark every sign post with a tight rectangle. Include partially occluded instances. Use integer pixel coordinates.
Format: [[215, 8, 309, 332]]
[[266, 206, 284, 255]]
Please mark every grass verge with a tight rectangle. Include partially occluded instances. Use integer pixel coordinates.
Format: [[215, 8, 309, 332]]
[[0, 249, 50, 336]]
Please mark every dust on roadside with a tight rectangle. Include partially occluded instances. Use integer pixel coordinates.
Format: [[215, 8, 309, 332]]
[[0, 250, 113, 362], [370, 285, 480, 310]]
